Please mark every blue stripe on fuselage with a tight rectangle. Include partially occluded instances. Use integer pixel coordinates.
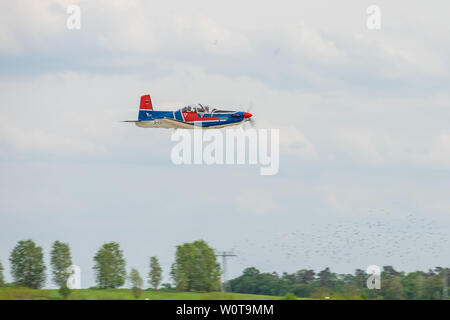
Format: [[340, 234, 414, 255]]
[[138, 110, 174, 121], [194, 113, 243, 127], [138, 110, 244, 127], [174, 110, 183, 121]]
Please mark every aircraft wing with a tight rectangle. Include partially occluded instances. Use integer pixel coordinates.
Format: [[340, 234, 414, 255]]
[[158, 118, 196, 129], [132, 118, 196, 129]]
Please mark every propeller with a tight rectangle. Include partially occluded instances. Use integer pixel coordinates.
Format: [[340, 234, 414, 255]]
[[242, 101, 255, 129]]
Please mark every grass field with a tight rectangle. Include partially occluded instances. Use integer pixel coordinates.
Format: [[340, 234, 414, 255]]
[[0, 287, 282, 300]]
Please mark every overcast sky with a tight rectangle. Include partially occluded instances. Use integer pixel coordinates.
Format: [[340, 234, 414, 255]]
[[1, 0, 450, 288]]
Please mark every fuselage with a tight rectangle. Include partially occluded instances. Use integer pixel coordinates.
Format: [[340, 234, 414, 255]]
[[137, 108, 252, 129]]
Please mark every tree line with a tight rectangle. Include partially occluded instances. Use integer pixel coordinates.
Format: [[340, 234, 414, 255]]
[[0, 239, 220, 298], [1, 239, 448, 299], [227, 266, 450, 299]]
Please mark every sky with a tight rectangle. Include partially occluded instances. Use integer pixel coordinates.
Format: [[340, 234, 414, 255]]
[[1, 0, 450, 288]]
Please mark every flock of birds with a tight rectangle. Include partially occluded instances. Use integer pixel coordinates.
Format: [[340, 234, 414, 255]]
[[226, 210, 449, 278]]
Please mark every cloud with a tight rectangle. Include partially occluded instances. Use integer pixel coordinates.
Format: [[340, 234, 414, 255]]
[[413, 132, 450, 166], [2, 0, 449, 92], [0, 0, 71, 54], [280, 126, 316, 159], [235, 189, 279, 215], [286, 23, 344, 64], [330, 127, 450, 168], [0, 123, 106, 155]]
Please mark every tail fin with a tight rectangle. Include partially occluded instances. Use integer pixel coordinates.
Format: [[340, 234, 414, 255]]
[[140, 94, 153, 110], [138, 94, 153, 121]]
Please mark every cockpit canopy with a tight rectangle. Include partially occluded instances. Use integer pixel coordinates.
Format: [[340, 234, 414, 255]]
[[181, 103, 234, 114], [181, 104, 210, 113]]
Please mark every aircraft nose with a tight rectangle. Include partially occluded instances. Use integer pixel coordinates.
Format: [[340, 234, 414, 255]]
[[243, 112, 253, 118]]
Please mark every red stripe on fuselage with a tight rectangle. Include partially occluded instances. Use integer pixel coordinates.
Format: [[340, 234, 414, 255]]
[[182, 112, 219, 122]]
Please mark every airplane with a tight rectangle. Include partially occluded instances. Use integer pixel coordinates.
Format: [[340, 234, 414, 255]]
[[124, 94, 253, 129]]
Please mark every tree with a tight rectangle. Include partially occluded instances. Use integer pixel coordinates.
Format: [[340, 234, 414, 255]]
[[161, 283, 173, 290], [292, 283, 311, 297], [129, 268, 144, 299], [294, 269, 315, 284], [58, 285, 72, 299], [283, 293, 298, 300], [435, 267, 450, 299], [171, 240, 221, 292], [228, 267, 296, 296], [50, 241, 73, 287], [318, 267, 334, 287], [0, 260, 4, 287], [93, 242, 126, 288], [381, 276, 404, 300], [402, 272, 425, 299], [354, 269, 367, 289], [148, 256, 162, 290], [422, 274, 443, 300], [228, 267, 260, 294], [9, 239, 46, 289], [382, 266, 403, 279]]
